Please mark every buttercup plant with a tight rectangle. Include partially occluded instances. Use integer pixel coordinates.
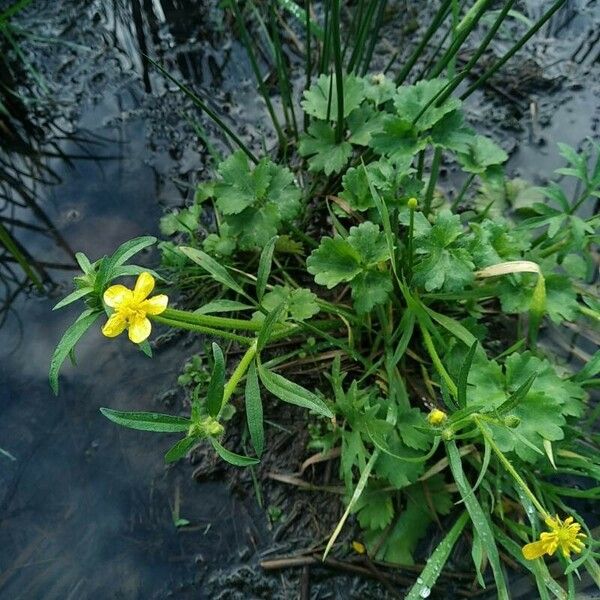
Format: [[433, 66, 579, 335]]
[[51, 1, 599, 597]]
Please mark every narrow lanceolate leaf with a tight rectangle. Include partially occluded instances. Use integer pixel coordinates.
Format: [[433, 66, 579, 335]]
[[99, 407, 191, 432], [257, 302, 286, 352], [324, 450, 379, 559], [496, 372, 537, 415], [179, 246, 249, 298], [49, 309, 102, 394], [210, 438, 260, 466], [75, 251, 92, 273], [406, 511, 469, 600], [258, 364, 333, 418], [52, 287, 93, 311], [109, 236, 157, 268], [457, 341, 478, 408], [446, 441, 509, 600], [256, 235, 278, 302], [424, 305, 477, 347], [206, 343, 225, 417], [97, 236, 157, 289], [245, 362, 264, 457], [165, 436, 200, 463], [392, 309, 415, 364]]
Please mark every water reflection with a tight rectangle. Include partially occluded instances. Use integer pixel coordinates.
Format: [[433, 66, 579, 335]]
[[0, 1, 261, 597]]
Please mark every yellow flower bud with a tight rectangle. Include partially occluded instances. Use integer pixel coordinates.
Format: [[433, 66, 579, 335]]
[[407, 197, 418, 210], [427, 408, 447, 426]]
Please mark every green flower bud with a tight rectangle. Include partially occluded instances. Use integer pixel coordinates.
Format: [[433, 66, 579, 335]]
[[407, 197, 418, 210], [504, 415, 521, 428], [441, 428, 454, 441]]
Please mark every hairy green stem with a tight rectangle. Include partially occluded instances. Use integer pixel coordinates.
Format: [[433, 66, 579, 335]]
[[222, 339, 258, 406], [476, 417, 549, 519], [151, 315, 254, 345], [163, 307, 263, 332], [420, 322, 458, 397]]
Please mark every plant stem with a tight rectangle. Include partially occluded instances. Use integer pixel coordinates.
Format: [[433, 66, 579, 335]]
[[435, 0, 518, 105], [360, 0, 387, 75], [476, 418, 549, 519], [407, 201, 416, 275], [394, 0, 453, 84], [331, 0, 344, 143], [231, 1, 285, 146], [222, 339, 258, 406], [304, 0, 311, 132], [148, 59, 259, 164], [151, 315, 254, 345], [163, 307, 263, 332], [429, 0, 494, 79], [424, 147, 442, 216], [450, 173, 475, 210], [420, 322, 458, 397]]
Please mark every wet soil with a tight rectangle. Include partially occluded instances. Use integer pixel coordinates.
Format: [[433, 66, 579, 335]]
[[1, 0, 599, 598]]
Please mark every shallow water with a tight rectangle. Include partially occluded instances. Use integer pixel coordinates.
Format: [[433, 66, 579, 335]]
[[0, 2, 266, 598], [0, 1, 599, 598]]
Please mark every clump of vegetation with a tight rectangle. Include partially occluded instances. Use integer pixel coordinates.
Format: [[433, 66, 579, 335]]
[[51, 1, 599, 596]]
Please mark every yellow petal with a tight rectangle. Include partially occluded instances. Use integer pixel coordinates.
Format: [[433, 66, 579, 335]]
[[128, 315, 151, 344], [133, 272, 155, 302], [522, 540, 551, 560], [102, 312, 127, 338], [103, 285, 132, 308], [140, 294, 168, 315]]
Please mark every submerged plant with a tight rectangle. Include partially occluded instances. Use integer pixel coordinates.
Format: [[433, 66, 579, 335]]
[[50, 1, 599, 597]]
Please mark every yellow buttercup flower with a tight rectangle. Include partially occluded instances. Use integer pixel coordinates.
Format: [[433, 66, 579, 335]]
[[102, 272, 168, 344], [522, 515, 586, 561], [427, 408, 447, 426]]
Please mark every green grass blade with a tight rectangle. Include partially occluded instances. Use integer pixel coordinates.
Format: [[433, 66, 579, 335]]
[[323, 449, 379, 559], [394, 0, 453, 84], [0, 221, 43, 290], [406, 511, 469, 600], [0, 0, 34, 22], [148, 58, 259, 163], [230, 1, 285, 146], [461, 0, 566, 100], [446, 440, 509, 599], [331, 0, 344, 143], [429, 0, 495, 79]]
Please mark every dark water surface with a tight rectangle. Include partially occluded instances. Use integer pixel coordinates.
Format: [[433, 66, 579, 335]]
[[0, 2, 266, 598], [1, 1, 599, 598]]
